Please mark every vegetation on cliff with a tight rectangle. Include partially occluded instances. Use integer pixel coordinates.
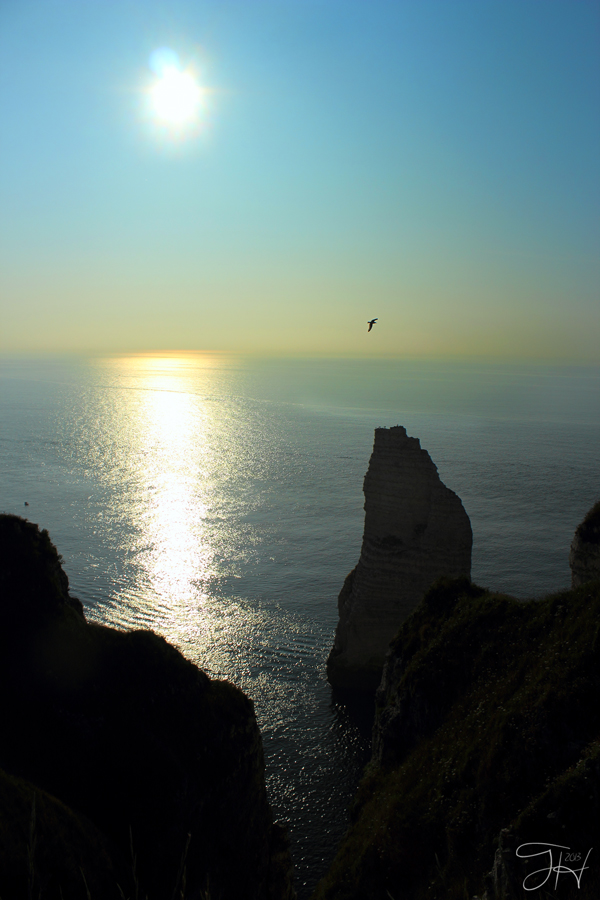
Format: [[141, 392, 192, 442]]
[[313, 576, 600, 900], [0, 514, 294, 900]]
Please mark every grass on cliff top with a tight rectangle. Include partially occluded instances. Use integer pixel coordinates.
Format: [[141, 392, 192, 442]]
[[312, 578, 600, 900]]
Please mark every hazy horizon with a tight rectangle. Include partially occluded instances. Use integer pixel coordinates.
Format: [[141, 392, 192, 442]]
[[3, 349, 600, 367], [1, 1, 598, 361]]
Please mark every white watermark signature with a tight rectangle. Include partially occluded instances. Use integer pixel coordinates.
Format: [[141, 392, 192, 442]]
[[516, 843, 593, 891]]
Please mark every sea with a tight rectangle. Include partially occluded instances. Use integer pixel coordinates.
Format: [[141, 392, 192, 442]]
[[1, 353, 599, 898]]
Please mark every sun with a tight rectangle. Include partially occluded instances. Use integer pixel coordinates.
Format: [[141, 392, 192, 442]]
[[146, 49, 204, 129], [150, 67, 202, 125]]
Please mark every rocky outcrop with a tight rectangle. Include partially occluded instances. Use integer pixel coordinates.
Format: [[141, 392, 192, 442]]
[[313, 576, 600, 900], [0, 514, 295, 900], [570, 500, 600, 587], [327, 426, 472, 691]]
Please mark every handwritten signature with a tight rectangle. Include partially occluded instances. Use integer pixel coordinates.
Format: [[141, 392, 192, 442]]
[[516, 843, 593, 891]]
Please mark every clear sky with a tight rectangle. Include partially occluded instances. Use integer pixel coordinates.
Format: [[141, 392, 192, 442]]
[[1, 0, 598, 360]]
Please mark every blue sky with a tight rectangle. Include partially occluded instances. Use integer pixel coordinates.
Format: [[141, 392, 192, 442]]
[[1, 0, 598, 358]]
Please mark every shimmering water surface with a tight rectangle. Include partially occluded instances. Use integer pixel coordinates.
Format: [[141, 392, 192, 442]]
[[2, 354, 599, 897]]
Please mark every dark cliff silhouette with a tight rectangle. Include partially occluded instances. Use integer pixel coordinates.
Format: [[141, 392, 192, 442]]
[[0, 514, 295, 900], [314, 502, 600, 900]]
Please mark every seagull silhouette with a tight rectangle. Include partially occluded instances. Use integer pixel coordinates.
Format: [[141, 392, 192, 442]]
[[367, 318, 378, 332]]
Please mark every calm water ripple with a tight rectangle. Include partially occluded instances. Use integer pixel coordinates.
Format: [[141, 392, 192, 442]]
[[1, 353, 599, 897]]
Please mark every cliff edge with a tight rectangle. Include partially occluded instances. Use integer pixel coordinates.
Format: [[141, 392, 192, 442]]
[[0, 514, 295, 900], [570, 499, 600, 587], [313, 507, 600, 900], [327, 426, 472, 692]]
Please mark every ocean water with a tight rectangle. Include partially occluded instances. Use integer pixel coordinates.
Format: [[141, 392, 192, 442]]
[[1, 353, 599, 897]]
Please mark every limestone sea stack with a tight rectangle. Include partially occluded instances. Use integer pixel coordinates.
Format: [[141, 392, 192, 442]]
[[327, 426, 472, 692], [569, 499, 600, 587]]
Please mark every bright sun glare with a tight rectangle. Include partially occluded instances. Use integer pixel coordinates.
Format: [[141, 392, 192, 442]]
[[147, 48, 204, 129]]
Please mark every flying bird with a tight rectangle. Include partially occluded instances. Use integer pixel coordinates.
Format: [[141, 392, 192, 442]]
[[367, 318, 378, 332]]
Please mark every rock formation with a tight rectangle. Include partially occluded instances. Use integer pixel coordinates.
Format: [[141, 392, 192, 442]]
[[570, 499, 600, 587], [327, 426, 472, 691], [314, 576, 600, 900], [0, 514, 295, 900]]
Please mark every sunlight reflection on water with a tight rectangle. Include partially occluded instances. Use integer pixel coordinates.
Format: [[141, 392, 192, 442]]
[[134, 361, 214, 637], [2, 352, 600, 898], [85, 355, 239, 654]]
